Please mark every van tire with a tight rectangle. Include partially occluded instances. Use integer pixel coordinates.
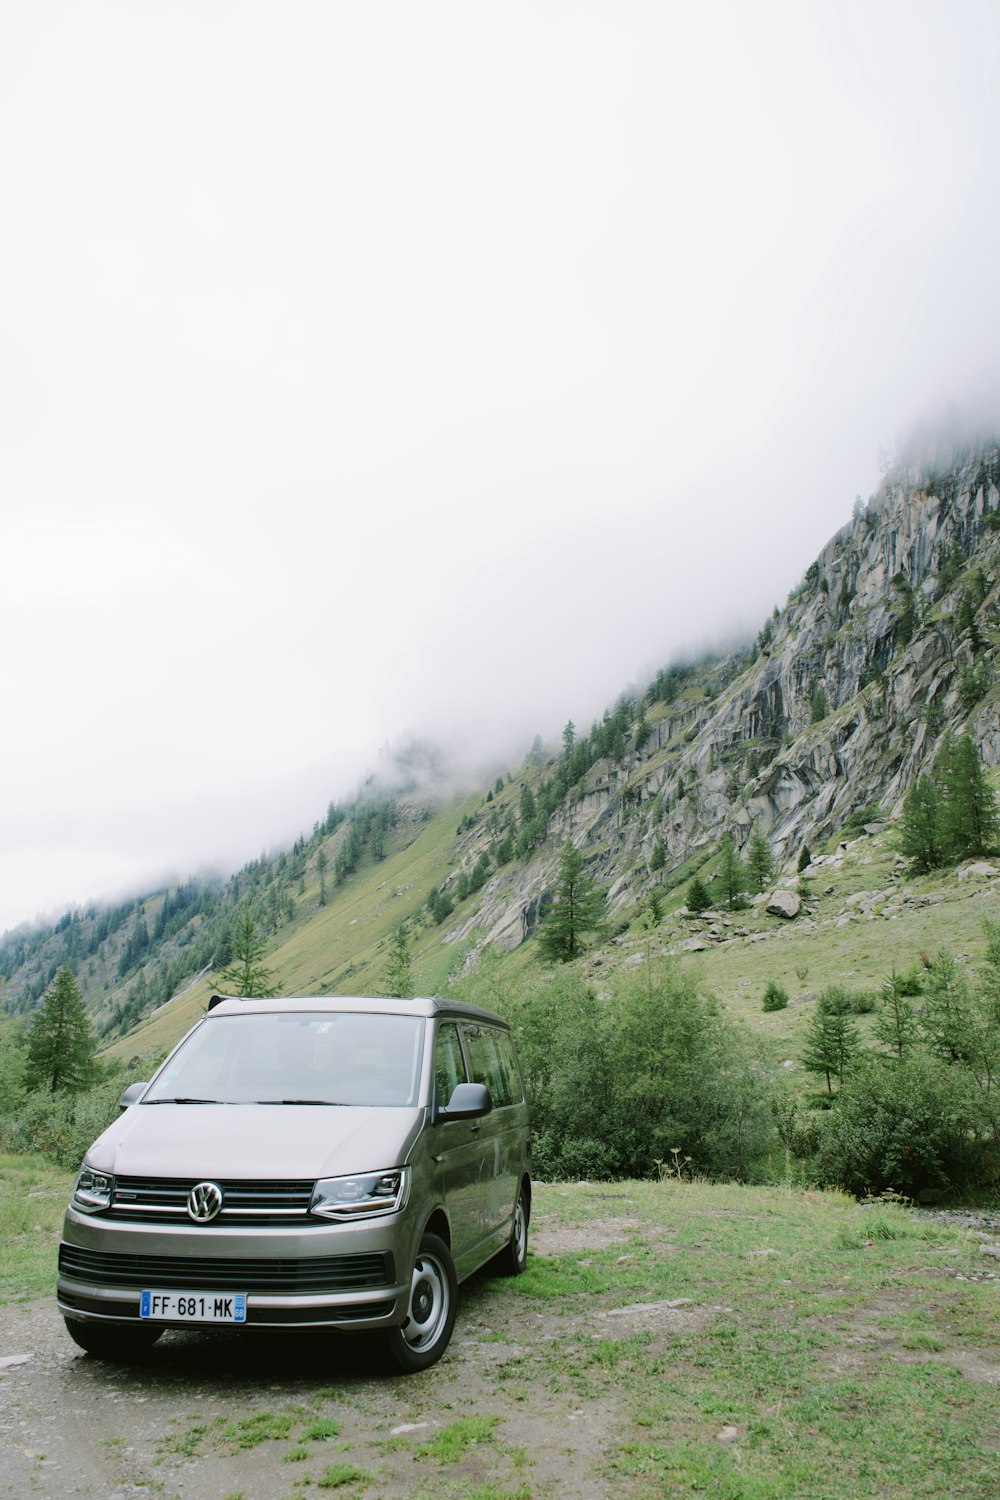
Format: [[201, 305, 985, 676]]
[[384, 1233, 457, 1372], [493, 1182, 529, 1277], [64, 1317, 163, 1360]]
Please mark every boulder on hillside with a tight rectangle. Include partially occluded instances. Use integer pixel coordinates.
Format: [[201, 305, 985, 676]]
[[844, 889, 880, 911], [956, 861, 997, 882], [766, 889, 801, 919]]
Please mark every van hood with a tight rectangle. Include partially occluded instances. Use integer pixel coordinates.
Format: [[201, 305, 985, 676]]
[[86, 1104, 426, 1180]]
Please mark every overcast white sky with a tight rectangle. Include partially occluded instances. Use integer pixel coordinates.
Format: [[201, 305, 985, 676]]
[[2, 1, 999, 935]]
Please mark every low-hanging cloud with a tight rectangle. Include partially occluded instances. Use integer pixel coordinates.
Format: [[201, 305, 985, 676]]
[[2, 1, 999, 933]]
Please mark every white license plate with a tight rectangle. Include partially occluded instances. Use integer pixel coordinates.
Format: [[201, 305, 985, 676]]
[[140, 1290, 247, 1323]]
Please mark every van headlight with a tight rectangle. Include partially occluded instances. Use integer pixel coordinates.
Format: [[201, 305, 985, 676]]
[[310, 1167, 410, 1220], [72, 1164, 114, 1214]]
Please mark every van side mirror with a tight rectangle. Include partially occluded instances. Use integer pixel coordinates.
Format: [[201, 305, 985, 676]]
[[119, 1082, 148, 1111], [437, 1082, 492, 1122]]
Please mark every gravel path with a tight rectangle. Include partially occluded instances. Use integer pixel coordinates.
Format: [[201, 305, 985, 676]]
[[0, 1257, 619, 1500]]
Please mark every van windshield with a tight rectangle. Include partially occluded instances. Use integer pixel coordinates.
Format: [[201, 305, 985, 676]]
[[143, 1012, 425, 1107]]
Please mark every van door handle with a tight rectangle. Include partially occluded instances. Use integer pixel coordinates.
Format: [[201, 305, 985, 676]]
[[468, 1121, 482, 1134]]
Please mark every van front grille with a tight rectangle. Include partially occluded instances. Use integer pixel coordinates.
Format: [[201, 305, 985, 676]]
[[110, 1177, 315, 1223], [59, 1244, 394, 1293]]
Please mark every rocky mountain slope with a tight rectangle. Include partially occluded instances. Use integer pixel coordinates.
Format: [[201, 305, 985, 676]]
[[454, 442, 1000, 955], [2, 440, 998, 1036]]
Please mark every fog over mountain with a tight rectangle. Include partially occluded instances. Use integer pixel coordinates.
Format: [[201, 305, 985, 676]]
[[2, 1, 1000, 934]]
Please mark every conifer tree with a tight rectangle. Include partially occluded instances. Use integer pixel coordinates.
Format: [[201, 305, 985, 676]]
[[745, 825, 776, 893], [25, 966, 96, 1093], [979, 920, 1000, 1024], [383, 924, 413, 998], [538, 841, 606, 962], [685, 873, 712, 914], [938, 734, 999, 860], [872, 971, 921, 1061], [920, 950, 976, 1063], [801, 1001, 860, 1094], [426, 886, 454, 925], [714, 835, 748, 909], [899, 774, 947, 872], [211, 911, 277, 998]]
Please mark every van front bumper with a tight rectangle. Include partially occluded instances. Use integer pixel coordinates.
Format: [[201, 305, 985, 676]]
[[58, 1206, 412, 1332]]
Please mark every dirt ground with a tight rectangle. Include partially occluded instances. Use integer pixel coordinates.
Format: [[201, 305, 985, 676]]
[[5, 1203, 997, 1500], [0, 1219, 642, 1500]]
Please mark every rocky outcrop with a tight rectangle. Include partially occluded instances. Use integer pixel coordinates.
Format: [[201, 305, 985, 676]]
[[456, 444, 1000, 951]]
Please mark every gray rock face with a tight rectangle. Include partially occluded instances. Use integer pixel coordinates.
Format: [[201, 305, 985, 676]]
[[456, 446, 1000, 953]]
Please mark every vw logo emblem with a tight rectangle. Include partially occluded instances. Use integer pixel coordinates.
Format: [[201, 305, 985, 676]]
[[187, 1181, 223, 1223]]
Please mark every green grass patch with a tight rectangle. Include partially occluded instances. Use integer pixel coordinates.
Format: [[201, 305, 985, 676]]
[[162, 1408, 303, 1459], [0, 1153, 70, 1302], [317, 1463, 372, 1489], [517, 1180, 1000, 1498], [161, 1420, 214, 1459], [216, 1410, 298, 1451], [456, 1489, 531, 1500], [301, 1418, 341, 1442], [415, 1416, 500, 1463]]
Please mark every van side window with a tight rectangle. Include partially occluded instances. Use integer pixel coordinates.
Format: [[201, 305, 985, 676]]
[[463, 1025, 515, 1108], [433, 1022, 466, 1110], [495, 1031, 524, 1104]]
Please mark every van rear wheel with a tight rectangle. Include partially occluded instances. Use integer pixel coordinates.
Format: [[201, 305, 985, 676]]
[[384, 1233, 457, 1372], [64, 1317, 163, 1361], [493, 1183, 529, 1276]]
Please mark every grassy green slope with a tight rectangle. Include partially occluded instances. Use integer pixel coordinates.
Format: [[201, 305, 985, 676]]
[[103, 790, 483, 1061], [581, 811, 1000, 1073], [105, 772, 1000, 1085]]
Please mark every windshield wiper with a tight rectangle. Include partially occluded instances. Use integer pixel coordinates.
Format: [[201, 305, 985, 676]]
[[144, 1097, 222, 1105], [253, 1098, 342, 1106]]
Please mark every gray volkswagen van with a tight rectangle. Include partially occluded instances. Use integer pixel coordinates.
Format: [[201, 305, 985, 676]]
[[58, 995, 531, 1371]]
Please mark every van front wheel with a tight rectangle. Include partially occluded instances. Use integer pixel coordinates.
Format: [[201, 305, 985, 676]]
[[385, 1234, 457, 1372]]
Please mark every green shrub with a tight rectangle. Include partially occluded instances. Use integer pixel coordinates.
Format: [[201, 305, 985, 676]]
[[843, 802, 882, 836], [813, 1056, 988, 1198], [461, 963, 777, 1182], [0, 1076, 129, 1169], [818, 985, 856, 1015], [0, 1054, 157, 1171], [958, 665, 988, 709], [762, 981, 789, 1012], [532, 1131, 618, 1181]]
